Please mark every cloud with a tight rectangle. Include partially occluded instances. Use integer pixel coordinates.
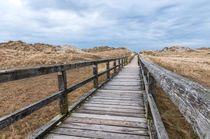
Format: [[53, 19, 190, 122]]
[[0, 0, 210, 51]]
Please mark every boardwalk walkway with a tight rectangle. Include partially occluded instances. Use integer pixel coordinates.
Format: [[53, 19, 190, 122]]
[[44, 56, 149, 139]]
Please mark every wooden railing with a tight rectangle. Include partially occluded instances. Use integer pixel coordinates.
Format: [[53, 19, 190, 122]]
[[138, 56, 210, 139], [138, 56, 169, 139], [0, 56, 130, 138]]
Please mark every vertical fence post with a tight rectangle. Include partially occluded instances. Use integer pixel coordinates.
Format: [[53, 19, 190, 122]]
[[148, 73, 156, 101], [114, 60, 117, 74], [118, 59, 121, 70], [93, 63, 98, 88], [106, 61, 110, 80], [57, 71, 68, 115], [122, 59, 124, 68]]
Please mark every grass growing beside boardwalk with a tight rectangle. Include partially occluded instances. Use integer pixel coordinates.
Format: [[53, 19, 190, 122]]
[[156, 85, 199, 139]]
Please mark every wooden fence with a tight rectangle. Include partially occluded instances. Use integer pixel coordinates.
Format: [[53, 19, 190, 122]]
[[138, 56, 210, 139], [0, 56, 130, 138]]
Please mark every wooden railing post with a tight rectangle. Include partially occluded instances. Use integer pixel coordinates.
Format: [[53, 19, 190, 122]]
[[122, 59, 124, 68], [57, 71, 68, 115], [148, 73, 156, 101], [114, 60, 117, 74], [106, 61, 110, 80], [118, 59, 121, 70], [93, 63, 98, 88]]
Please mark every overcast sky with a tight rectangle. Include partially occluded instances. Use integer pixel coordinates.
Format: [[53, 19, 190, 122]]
[[0, 0, 210, 52]]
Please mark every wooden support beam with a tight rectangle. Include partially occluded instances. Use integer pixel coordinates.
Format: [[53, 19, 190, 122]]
[[148, 72, 156, 101], [114, 60, 117, 74], [93, 63, 98, 88], [57, 71, 68, 115], [118, 59, 121, 70], [106, 61, 110, 80]]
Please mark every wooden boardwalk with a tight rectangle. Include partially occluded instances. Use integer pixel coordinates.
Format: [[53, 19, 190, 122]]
[[44, 56, 149, 139]]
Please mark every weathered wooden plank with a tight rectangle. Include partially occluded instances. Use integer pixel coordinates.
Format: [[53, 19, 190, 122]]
[[141, 57, 210, 138], [95, 94, 141, 99], [88, 99, 142, 103], [80, 106, 144, 113], [117, 73, 140, 76], [64, 117, 147, 128], [87, 100, 142, 106], [98, 89, 143, 93], [140, 58, 169, 139], [71, 113, 146, 123], [50, 128, 149, 139], [91, 96, 142, 101], [115, 76, 139, 79], [45, 133, 91, 139], [76, 109, 145, 117], [83, 103, 143, 110], [110, 79, 141, 82], [102, 86, 140, 91], [0, 56, 128, 83], [96, 92, 142, 96], [97, 91, 141, 96], [89, 98, 142, 104], [106, 82, 140, 86], [58, 122, 148, 135]]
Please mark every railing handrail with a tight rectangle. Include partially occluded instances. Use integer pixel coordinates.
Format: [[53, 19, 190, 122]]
[[0, 56, 128, 84], [138, 56, 169, 139], [139, 56, 210, 139], [0, 55, 130, 133]]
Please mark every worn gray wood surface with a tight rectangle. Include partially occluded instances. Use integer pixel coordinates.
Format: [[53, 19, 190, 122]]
[[43, 56, 149, 139], [140, 57, 169, 139], [141, 57, 210, 139]]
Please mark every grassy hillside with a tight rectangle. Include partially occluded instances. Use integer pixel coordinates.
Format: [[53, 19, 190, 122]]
[[0, 41, 135, 138]]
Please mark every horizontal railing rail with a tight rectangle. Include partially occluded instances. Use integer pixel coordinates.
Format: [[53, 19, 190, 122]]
[[139, 56, 210, 139], [0, 56, 130, 133], [138, 56, 169, 139], [0, 57, 127, 84]]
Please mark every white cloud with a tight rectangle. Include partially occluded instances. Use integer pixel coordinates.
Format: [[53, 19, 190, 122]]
[[0, 0, 210, 51]]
